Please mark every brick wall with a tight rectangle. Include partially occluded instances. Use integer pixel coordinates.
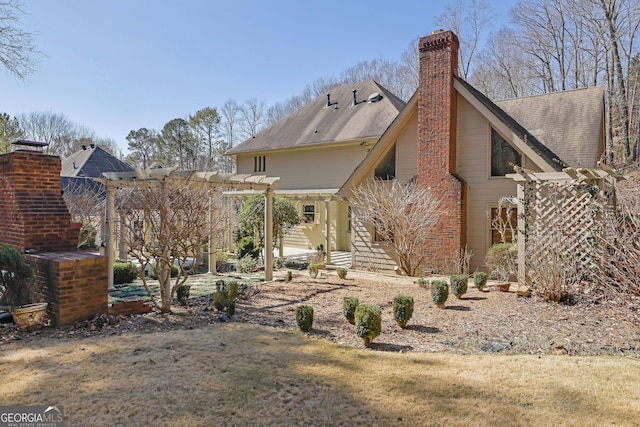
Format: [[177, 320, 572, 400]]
[[27, 252, 108, 325], [0, 150, 78, 252], [417, 30, 468, 270]]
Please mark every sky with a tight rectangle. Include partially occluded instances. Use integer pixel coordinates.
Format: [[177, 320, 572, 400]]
[[0, 0, 518, 154]]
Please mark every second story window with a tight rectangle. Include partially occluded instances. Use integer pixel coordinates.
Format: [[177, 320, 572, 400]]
[[491, 128, 521, 177], [254, 155, 266, 172]]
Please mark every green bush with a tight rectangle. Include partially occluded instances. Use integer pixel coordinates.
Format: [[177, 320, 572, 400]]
[[0, 244, 34, 307], [449, 275, 469, 299], [336, 267, 348, 279], [227, 281, 239, 300], [284, 271, 293, 282], [485, 243, 517, 281], [113, 261, 138, 285], [343, 296, 359, 325], [308, 264, 319, 278], [284, 259, 309, 270], [237, 254, 258, 273], [147, 263, 179, 280], [237, 237, 260, 260], [213, 291, 228, 311], [176, 284, 190, 306], [296, 305, 314, 332], [392, 295, 414, 328], [355, 304, 382, 346], [430, 280, 449, 309], [417, 278, 428, 289], [473, 271, 488, 290]]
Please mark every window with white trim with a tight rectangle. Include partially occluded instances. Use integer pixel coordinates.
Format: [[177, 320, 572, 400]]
[[302, 204, 316, 224]]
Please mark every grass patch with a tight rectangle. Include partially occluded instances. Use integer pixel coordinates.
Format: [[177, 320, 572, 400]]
[[1, 323, 638, 426]]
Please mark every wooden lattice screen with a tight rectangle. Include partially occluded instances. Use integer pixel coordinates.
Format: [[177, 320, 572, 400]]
[[509, 167, 619, 287]]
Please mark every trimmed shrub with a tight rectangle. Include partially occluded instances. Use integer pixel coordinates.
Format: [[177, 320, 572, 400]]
[[392, 295, 414, 328], [343, 296, 359, 325], [355, 304, 382, 346], [113, 261, 138, 285], [485, 243, 517, 281], [430, 280, 449, 309], [417, 278, 428, 289], [308, 264, 319, 278], [284, 259, 309, 270], [336, 267, 348, 279], [284, 271, 293, 282], [450, 275, 469, 299], [237, 237, 260, 260], [473, 271, 488, 291], [296, 305, 314, 332], [227, 281, 239, 300], [237, 254, 258, 273], [213, 291, 228, 311], [176, 284, 190, 306]]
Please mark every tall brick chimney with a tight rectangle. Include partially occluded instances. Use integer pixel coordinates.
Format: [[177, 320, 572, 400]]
[[417, 30, 467, 269]]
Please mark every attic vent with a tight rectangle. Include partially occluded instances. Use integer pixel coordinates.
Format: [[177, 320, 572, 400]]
[[368, 92, 382, 103]]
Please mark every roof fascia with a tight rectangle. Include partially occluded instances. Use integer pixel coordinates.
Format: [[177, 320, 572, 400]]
[[227, 138, 376, 157]]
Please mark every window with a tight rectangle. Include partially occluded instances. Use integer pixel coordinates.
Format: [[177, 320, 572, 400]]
[[374, 144, 396, 180], [491, 128, 521, 176], [254, 155, 266, 172], [490, 206, 517, 245], [302, 204, 316, 224]]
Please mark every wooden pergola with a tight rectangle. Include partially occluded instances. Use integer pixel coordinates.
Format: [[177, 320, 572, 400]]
[[94, 167, 279, 288]]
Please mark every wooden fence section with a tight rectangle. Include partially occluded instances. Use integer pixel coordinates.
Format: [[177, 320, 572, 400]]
[[508, 167, 620, 287]]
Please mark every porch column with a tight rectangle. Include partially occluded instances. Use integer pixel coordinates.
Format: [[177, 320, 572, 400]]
[[105, 186, 115, 290], [265, 188, 274, 281], [325, 199, 331, 265], [516, 183, 526, 287], [118, 211, 126, 261], [208, 191, 217, 274]]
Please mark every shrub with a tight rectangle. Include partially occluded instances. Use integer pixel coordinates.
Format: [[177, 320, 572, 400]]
[[343, 296, 359, 324], [308, 264, 319, 278], [355, 304, 382, 346], [392, 295, 414, 328], [147, 263, 179, 279], [473, 271, 488, 291], [0, 244, 34, 307], [336, 267, 348, 279], [296, 305, 314, 332], [449, 275, 468, 299], [227, 281, 239, 300], [213, 291, 228, 311], [176, 284, 190, 306], [430, 280, 449, 309], [284, 259, 309, 270], [237, 254, 258, 273], [237, 237, 260, 260], [417, 278, 428, 289], [284, 271, 293, 282], [113, 261, 138, 285], [485, 243, 517, 281]]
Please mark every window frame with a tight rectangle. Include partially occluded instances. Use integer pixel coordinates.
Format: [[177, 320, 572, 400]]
[[253, 155, 266, 173], [301, 203, 317, 225], [489, 127, 521, 178]]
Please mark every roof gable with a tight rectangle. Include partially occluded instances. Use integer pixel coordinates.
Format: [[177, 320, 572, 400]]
[[61, 145, 135, 177], [226, 80, 406, 155]]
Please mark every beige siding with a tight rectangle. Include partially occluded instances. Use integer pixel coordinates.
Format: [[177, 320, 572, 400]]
[[235, 143, 369, 190], [281, 200, 350, 252], [351, 219, 399, 273], [456, 95, 539, 271], [396, 110, 418, 180]]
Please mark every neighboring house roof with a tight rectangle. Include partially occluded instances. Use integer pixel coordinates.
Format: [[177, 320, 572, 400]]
[[495, 86, 604, 168], [61, 144, 134, 177], [226, 80, 406, 155], [454, 77, 568, 171]]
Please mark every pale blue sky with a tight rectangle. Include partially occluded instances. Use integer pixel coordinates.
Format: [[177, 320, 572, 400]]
[[0, 1, 517, 153]]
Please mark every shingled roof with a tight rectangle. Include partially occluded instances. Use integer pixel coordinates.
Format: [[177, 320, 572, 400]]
[[226, 80, 406, 155], [61, 144, 134, 177], [495, 86, 604, 168]]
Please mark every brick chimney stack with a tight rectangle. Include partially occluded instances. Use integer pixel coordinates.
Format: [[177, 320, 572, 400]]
[[417, 30, 467, 268]]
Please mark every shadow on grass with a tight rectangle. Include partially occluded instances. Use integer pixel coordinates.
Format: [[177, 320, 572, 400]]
[[446, 305, 471, 311], [461, 296, 487, 301], [368, 342, 414, 352], [406, 324, 440, 334]]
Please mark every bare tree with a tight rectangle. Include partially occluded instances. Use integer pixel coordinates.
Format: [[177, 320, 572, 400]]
[[120, 181, 227, 313], [61, 178, 105, 249], [0, 0, 41, 79], [238, 98, 266, 141], [348, 178, 442, 276]]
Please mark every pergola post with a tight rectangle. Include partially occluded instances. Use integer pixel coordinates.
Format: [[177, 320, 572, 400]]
[[208, 192, 217, 274], [265, 188, 274, 281], [118, 211, 126, 261], [324, 199, 331, 265], [105, 186, 116, 290], [516, 183, 526, 287]]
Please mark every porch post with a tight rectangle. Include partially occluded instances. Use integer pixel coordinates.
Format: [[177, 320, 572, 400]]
[[208, 191, 217, 274], [516, 183, 526, 287], [325, 199, 331, 265], [265, 188, 274, 281], [105, 186, 115, 290], [118, 211, 126, 261]]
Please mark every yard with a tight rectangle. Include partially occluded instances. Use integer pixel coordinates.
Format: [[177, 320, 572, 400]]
[[2, 269, 640, 426]]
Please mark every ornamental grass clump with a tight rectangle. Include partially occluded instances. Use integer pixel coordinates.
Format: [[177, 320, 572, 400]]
[[343, 296, 359, 324], [355, 304, 382, 346], [392, 295, 414, 328], [336, 267, 348, 279], [473, 271, 488, 291], [296, 305, 314, 332], [308, 264, 319, 278], [450, 275, 469, 299], [430, 280, 449, 309]]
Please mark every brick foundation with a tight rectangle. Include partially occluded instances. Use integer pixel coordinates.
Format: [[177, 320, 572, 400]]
[[109, 299, 153, 316], [417, 30, 467, 269]]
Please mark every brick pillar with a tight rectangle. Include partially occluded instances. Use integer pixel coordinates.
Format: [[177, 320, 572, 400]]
[[417, 30, 467, 270]]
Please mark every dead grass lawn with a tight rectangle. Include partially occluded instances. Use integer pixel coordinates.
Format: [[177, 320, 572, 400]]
[[2, 323, 639, 426]]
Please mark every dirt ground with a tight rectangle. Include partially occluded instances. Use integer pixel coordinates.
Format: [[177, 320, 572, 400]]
[[2, 270, 640, 356]]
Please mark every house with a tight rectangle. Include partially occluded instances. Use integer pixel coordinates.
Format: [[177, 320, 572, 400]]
[[338, 30, 604, 273], [226, 80, 405, 259]]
